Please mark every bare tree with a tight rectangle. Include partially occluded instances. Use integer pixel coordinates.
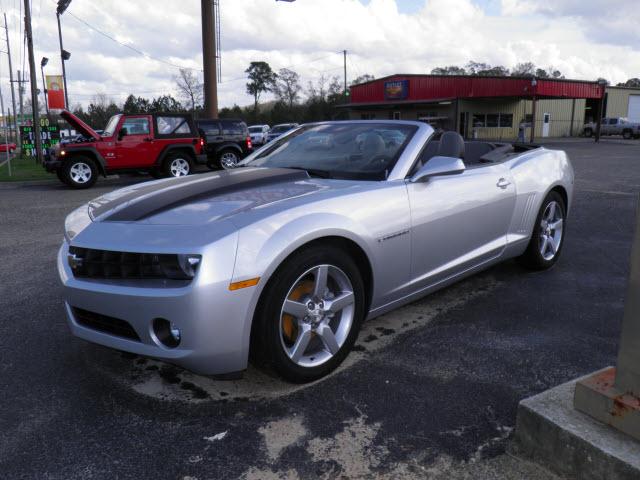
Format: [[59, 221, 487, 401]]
[[274, 68, 302, 110], [174, 68, 203, 111]]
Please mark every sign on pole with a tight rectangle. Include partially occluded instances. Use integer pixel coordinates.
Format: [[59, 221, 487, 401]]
[[20, 117, 60, 157], [46, 75, 65, 110]]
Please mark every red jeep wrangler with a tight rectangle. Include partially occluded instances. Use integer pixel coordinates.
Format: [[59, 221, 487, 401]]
[[44, 110, 207, 188]]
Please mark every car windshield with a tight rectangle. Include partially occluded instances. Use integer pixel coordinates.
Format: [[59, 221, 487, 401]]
[[248, 126, 263, 133], [242, 123, 417, 181], [103, 115, 121, 136]]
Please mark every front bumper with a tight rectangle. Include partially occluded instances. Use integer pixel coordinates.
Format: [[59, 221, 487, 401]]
[[58, 236, 257, 375]]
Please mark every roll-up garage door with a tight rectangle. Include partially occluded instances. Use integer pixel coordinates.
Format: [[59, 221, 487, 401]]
[[628, 95, 640, 122]]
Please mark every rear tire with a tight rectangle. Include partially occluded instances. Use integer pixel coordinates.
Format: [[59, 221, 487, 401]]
[[516, 191, 566, 270], [217, 149, 240, 170], [583, 128, 593, 138], [622, 129, 632, 140], [164, 153, 192, 178], [251, 245, 365, 383], [61, 156, 98, 189]]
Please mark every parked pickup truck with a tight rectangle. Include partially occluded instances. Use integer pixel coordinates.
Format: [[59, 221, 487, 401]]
[[583, 117, 640, 139], [43, 110, 207, 188]]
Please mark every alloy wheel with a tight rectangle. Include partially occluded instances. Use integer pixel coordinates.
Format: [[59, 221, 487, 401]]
[[69, 162, 92, 184], [539, 200, 564, 261], [220, 152, 239, 169], [279, 264, 355, 368], [170, 158, 190, 177]]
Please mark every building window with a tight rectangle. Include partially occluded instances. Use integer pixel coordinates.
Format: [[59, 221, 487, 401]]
[[499, 114, 513, 128], [486, 114, 499, 127], [472, 114, 486, 127], [393, 111, 401, 120], [473, 113, 513, 128], [361, 113, 376, 120]]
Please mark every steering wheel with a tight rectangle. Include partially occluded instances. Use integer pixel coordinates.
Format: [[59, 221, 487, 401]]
[[361, 154, 389, 170]]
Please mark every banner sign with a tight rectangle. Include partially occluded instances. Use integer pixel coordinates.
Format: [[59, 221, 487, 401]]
[[20, 118, 60, 157], [384, 80, 409, 100], [46, 75, 65, 110]]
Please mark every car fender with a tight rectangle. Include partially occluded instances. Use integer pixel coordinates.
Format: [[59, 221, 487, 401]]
[[232, 212, 377, 359], [155, 144, 198, 166], [63, 146, 107, 175], [212, 142, 243, 156]]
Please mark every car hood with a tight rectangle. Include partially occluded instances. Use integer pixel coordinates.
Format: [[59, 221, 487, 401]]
[[60, 109, 101, 141], [86, 167, 356, 226]]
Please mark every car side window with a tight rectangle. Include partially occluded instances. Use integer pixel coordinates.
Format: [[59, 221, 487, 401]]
[[199, 122, 221, 136], [121, 117, 150, 135], [221, 121, 244, 135]]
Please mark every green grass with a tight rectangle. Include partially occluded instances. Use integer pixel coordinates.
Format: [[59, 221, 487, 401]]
[[0, 155, 54, 182]]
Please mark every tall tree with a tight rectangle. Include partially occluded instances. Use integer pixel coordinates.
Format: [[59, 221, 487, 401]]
[[245, 61, 277, 113], [511, 62, 536, 77], [617, 78, 640, 88], [350, 74, 375, 85], [274, 68, 302, 110], [150, 95, 183, 113], [174, 68, 203, 111], [431, 66, 467, 76], [123, 95, 151, 114]]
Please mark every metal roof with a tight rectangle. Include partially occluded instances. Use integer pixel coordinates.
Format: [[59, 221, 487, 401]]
[[349, 74, 605, 106]]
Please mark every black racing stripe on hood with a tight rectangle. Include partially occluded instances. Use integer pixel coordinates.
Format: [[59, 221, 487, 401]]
[[100, 168, 309, 222]]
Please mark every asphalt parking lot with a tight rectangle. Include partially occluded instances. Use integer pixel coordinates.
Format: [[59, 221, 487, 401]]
[[1, 139, 638, 479]]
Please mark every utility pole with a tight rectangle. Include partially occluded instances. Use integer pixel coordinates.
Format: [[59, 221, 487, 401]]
[[24, 0, 43, 164], [201, 0, 218, 118], [18, 70, 23, 127], [343, 50, 347, 94], [4, 13, 18, 145]]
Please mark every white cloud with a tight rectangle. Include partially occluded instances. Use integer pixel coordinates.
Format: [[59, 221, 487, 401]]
[[0, 0, 636, 118]]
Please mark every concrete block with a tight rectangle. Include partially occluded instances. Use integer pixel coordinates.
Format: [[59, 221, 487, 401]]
[[574, 367, 640, 442], [511, 370, 640, 480]]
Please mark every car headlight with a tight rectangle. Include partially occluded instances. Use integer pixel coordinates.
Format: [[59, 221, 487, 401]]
[[64, 205, 92, 241]]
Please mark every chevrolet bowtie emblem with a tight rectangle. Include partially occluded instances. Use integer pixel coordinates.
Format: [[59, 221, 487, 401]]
[[67, 252, 83, 270]]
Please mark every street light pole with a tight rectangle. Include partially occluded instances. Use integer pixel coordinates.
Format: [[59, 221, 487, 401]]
[[24, 0, 43, 164], [56, 13, 69, 109], [41, 57, 49, 115]]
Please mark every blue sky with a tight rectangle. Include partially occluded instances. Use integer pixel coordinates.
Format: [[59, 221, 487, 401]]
[[359, 0, 501, 15]]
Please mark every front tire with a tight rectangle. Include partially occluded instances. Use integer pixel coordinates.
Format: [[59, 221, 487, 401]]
[[252, 245, 365, 383], [61, 156, 98, 189], [583, 128, 593, 138], [622, 129, 632, 140], [517, 191, 566, 270], [164, 153, 192, 178]]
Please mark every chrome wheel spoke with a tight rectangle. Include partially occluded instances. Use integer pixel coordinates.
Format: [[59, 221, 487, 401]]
[[547, 236, 558, 254], [283, 299, 308, 319], [326, 292, 354, 313], [546, 202, 556, 221], [540, 235, 549, 255], [549, 218, 563, 231], [289, 327, 312, 362], [318, 324, 340, 354], [313, 265, 329, 299]]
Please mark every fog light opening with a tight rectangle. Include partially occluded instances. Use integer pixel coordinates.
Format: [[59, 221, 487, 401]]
[[152, 318, 181, 348]]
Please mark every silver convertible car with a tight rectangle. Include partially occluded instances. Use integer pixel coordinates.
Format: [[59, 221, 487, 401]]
[[59, 121, 573, 382]]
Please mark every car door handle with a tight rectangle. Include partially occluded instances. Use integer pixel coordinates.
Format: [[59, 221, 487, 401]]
[[496, 178, 511, 189]]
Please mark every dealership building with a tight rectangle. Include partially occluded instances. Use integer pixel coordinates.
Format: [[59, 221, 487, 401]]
[[342, 74, 640, 140]]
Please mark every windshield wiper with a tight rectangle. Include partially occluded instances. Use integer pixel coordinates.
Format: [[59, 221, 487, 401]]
[[286, 167, 332, 178]]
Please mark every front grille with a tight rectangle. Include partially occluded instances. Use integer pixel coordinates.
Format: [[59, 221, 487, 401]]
[[72, 307, 141, 341], [68, 246, 190, 280]]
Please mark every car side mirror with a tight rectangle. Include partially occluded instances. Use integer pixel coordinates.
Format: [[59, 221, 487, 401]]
[[410, 156, 465, 183], [118, 127, 128, 140]]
